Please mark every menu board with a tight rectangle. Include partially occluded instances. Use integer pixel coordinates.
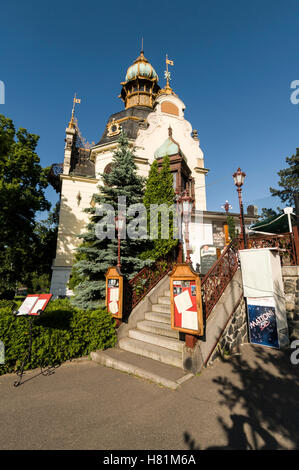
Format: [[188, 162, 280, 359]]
[[16, 294, 52, 316], [200, 245, 218, 275], [172, 280, 198, 332], [107, 279, 120, 316]]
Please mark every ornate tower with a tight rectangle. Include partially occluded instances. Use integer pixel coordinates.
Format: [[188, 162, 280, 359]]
[[119, 49, 160, 109]]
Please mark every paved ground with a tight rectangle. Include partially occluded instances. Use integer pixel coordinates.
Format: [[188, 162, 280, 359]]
[[0, 343, 298, 450]]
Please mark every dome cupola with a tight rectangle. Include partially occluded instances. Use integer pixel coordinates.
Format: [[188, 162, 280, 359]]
[[119, 50, 160, 109]]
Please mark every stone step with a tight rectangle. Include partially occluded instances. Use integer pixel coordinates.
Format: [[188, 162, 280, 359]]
[[137, 319, 179, 339], [91, 348, 193, 390], [119, 337, 183, 368], [152, 303, 171, 314], [158, 296, 171, 305], [129, 329, 184, 353], [164, 289, 170, 297], [145, 311, 171, 324]]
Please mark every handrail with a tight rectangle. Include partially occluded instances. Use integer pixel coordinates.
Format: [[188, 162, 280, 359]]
[[127, 250, 176, 312], [201, 239, 239, 319]]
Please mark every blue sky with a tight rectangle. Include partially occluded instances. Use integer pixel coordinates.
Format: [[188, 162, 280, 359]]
[[1, 0, 298, 216]]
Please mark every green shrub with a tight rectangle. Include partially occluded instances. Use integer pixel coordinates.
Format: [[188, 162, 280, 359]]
[[0, 298, 117, 375]]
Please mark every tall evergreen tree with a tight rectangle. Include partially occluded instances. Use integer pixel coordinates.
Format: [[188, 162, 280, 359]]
[[70, 132, 149, 310], [141, 155, 178, 260]]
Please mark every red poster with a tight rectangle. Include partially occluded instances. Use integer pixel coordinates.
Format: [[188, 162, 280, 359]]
[[173, 280, 198, 331]]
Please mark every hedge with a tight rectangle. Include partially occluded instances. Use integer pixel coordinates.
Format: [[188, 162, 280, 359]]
[[0, 298, 117, 375]]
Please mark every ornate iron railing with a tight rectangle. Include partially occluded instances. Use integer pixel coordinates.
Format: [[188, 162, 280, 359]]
[[247, 232, 297, 266], [201, 231, 298, 319], [201, 239, 239, 319], [127, 251, 176, 312]]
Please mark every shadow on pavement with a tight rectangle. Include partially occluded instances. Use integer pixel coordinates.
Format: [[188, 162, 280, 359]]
[[184, 345, 299, 450]]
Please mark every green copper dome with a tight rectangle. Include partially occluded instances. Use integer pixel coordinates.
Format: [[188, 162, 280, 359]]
[[125, 51, 158, 82], [154, 128, 186, 159], [154, 138, 180, 159]]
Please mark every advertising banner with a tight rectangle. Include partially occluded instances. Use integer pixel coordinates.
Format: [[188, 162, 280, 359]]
[[247, 297, 279, 349]]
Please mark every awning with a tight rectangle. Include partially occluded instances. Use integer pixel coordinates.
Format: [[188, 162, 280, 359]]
[[250, 212, 296, 234]]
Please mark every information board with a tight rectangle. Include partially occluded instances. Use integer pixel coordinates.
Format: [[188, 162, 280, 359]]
[[247, 297, 279, 349], [16, 294, 52, 316], [107, 279, 120, 316], [169, 263, 203, 335], [200, 245, 218, 275], [173, 280, 198, 331], [105, 267, 123, 319]]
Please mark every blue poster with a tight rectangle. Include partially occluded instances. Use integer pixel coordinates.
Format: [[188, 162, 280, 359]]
[[247, 297, 279, 349]]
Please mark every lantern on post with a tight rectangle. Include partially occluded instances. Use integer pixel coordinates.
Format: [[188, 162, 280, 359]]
[[170, 191, 203, 348], [233, 167, 247, 249], [105, 212, 125, 325], [221, 200, 232, 245], [115, 212, 125, 269], [178, 190, 194, 264]]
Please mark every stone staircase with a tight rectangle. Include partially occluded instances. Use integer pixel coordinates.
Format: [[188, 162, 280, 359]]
[[91, 288, 192, 390], [118, 289, 184, 369]]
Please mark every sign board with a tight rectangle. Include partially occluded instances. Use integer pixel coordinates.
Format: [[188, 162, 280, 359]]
[[16, 294, 52, 316], [169, 263, 203, 335], [247, 297, 279, 349], [200, 245, 218, 275], [239, 248, 289, 349], [105, 267, 123, 319]]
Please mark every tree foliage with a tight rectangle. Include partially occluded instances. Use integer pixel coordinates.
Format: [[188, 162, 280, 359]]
[[70, 132, 149, 310], [0, 114, 51, 298], [141, 155, 178, 260], [270, 148, 299, 206]]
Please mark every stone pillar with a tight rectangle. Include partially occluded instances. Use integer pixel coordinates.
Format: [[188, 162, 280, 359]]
[[63, 126, 76, 174]]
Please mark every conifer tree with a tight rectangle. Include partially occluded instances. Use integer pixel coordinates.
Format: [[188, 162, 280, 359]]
[[70, 132, 149, 310], [141, 155, 178, 260], [270, 149, 299, 206]]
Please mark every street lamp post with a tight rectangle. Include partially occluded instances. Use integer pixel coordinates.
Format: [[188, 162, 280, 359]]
[[221, 200, 232, 215], [115, 213, 125, 269], [221, 200, 232, 245], [178, 190, 194, 264], [233, 167, 247, 249]]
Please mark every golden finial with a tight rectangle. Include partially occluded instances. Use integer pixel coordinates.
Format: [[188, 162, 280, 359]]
[[69, 93, 81, 128]]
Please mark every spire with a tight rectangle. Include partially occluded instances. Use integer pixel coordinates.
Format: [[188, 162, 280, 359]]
[[69, 93, 81, 128], [157, 54, 175, 97], [164, 54, 174, 94]]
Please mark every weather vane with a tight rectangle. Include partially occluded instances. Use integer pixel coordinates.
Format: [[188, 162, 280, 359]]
[[164, 54, 174, 89], [69, 92, 81, 128]]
